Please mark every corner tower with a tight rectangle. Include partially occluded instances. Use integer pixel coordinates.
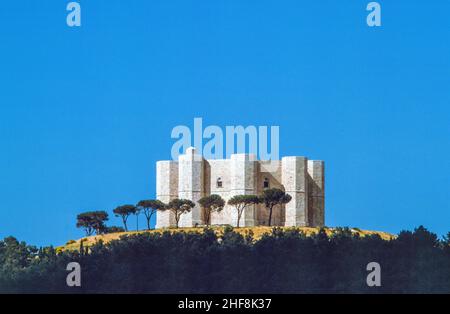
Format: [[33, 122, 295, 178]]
[[230, 154, 257, 227], [155, 160, 178, 228], [178, 147, 204, 227], [282, 156, 309, 227], [307, 160, 325, 227]]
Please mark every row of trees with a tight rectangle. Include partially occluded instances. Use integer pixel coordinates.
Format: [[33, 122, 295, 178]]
[[76, 188, 292, 236]]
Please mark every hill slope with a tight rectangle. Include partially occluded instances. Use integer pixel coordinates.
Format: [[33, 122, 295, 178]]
[[60, 226, 395, 251]]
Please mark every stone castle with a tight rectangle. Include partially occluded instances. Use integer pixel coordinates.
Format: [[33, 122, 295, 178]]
[[156, 147, 325, 228]]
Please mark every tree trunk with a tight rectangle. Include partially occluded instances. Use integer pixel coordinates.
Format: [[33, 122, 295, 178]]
[[268, 206, 273, 226], [206, 211, 211, 226], [175, 212, 180, 228], [237, 208, 243, 228], [144, 210, 153, 230], [122, 217, 128, 231], [203, 209, 211, 226], [146, 216, 151, 230]]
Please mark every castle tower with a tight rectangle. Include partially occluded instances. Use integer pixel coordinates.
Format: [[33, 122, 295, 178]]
[[229, 154, 257, 227], [178, 147, 204, 227], [282, 156, 309, 227], [307, 160, 325, 227], [155, 160, 178, 228]]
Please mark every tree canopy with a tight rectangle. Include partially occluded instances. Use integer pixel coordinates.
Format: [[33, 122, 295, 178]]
[[113, 205, 137, 231], [164, 199, 196, 228], [76, 211, 109, 235], [198, 194, 225, 225], [259, 188, 292, 226], [136, 199, 166, 230], [228, 195, 260, 227]]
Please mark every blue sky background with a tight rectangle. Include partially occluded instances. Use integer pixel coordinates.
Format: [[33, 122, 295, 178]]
[[0, 1, 449, 246]]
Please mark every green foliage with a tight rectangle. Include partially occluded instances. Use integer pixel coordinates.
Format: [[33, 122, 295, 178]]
[[163, 199, 196, 228], [198, 195, 225, 225], [113, 205, 137, 231], [76, 211, 109, 236], [228, 195, 260, 206], [444, 232, 450, 246], [223, 225, 234, 234], [104, 226, 125, 234], [228, 195, 260, 227], [136, 199, 166, 230], [0, 226, 449, 293], [258, 188, 292, 226]]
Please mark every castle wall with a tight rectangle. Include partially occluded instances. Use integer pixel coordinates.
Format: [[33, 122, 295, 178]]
[[206, 155, 260, 227], [178, 147, 204, 227], [256, 160, 283, 225], [282, 156, 309, 227], [155, 149, 325, 228], [206, 159, 232, 225], [229, 154, 257, 227], [307, 160, 325, 227], [155, 160, 178, 228]]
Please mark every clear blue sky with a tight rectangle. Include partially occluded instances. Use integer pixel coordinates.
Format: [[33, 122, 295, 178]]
[[0, 1, 449, 246]]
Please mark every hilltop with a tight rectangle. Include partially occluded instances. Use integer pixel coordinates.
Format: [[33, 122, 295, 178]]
[[4, 225, 448, 294], [59, 226, 395, 252]]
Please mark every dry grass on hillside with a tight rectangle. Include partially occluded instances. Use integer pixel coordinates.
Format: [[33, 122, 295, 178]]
[[59, 226, 395, 252]]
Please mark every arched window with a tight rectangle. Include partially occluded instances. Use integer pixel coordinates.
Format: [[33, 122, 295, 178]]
[[263, 177, 270, 189], [216, 177, 223, 188]]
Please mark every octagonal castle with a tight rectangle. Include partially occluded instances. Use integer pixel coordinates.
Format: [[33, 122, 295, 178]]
[[156, 147, 325, 228]]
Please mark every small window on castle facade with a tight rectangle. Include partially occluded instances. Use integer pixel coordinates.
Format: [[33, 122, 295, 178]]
[[263, 177, 269, 189], [217, 177, 223, 188]]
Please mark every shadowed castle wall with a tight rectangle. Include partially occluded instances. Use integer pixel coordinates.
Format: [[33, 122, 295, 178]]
[[307, 160, 325, 227], [256, 161, 283, 226]]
